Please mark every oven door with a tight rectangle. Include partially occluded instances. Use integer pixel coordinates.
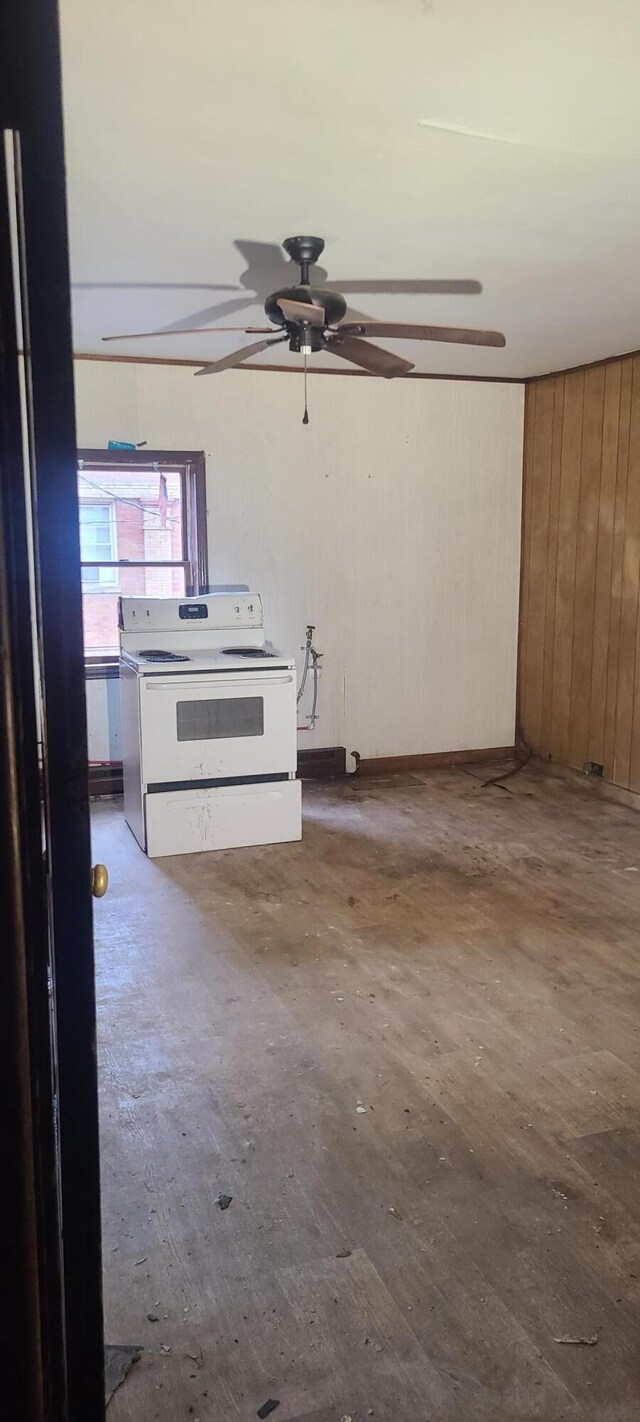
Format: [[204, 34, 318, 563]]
[[139, 670, 297, 784]]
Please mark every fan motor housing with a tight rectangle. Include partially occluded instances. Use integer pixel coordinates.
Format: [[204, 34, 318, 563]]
[[287, 324, 324, 354], [265, 285, 347, 331]]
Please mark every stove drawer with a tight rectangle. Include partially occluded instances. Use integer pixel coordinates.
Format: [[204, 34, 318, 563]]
[[139, 672, 296, 783], [144, 779, 302, 858]]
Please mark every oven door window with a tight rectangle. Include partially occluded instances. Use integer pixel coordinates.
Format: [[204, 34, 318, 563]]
[[176, 695, 264, 742]]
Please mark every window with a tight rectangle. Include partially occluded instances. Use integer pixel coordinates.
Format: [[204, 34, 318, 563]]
[[79, 503, 117, 585], [78, 450, 208, 661]]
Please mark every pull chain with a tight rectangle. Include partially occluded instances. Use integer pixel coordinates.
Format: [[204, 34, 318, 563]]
[[302, 350, 309, 425]]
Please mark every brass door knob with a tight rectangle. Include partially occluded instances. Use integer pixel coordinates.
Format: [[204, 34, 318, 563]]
[[91, 863, 109, 898]]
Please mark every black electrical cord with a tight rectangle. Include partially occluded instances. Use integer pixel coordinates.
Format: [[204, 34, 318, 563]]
[[480, 743, 532, 787], [463, 743, 533, 791]]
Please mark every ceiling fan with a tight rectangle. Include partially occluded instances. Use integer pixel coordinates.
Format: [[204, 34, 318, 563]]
[[103, 235, 506, 384]]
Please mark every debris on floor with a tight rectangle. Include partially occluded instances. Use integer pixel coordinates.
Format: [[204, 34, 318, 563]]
[[387, 1206, 403, 1220], [256, 1399, 280, 1418], [336, 1248, 352, 1258], [104, 1343, 143, 1405], [217, 1192, 233, 1210], [147, 1312, 159, 1322], [554, 1332, 599, 1346]]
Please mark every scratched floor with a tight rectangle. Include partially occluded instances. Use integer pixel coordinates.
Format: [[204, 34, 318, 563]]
[[93, 765, 640, 1421]]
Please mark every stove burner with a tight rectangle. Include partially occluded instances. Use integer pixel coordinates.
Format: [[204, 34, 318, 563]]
[[222, 647, 277, 658], [140, 650, 191, 663]]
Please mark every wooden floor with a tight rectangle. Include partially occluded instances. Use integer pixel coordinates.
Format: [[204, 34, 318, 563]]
[[93, 765, 640, 1421]]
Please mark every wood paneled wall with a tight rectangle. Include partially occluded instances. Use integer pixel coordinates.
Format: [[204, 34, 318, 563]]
[[519, 352, 640, 791]]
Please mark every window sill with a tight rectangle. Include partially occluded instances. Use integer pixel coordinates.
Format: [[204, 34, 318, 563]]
[[85, 659, 119, 680], [81, 585, 121, 595]]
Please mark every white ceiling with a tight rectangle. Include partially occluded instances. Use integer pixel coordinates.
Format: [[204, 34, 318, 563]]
[[60, 0, 640, 378]]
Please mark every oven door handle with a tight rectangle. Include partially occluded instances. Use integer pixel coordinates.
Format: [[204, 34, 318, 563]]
[[143, 675, 294, 691]]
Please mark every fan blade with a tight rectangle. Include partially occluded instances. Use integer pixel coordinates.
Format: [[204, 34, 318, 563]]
[[338, 321, 506, 348], [324, 335, 413, 378], [102, 325, 273, 342], [194, 335, 288, 376], [276, 298, 325, 326]]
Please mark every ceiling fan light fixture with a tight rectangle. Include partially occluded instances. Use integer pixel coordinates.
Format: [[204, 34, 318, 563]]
[[101, 235, 505, 395]]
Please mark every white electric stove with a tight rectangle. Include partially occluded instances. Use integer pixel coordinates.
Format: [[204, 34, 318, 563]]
[[119, 592, 302, 858]]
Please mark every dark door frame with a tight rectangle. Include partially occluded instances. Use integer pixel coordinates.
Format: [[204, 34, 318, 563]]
[[1, 0, 105, 1417], [0, 135, 67, 1422]]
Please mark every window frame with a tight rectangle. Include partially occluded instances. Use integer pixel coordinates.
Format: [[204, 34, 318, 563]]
[[78, 448, 208, 670]]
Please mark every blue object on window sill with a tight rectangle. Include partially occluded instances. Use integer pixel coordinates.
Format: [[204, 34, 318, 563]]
[[107, 439, 137, 450]]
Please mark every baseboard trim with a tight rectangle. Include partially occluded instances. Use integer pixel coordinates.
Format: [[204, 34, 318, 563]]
[[356, 746, 515, 776], [89, 746, 347, 796], [88, 765, 124, 796], [297, 746, 347, 779]]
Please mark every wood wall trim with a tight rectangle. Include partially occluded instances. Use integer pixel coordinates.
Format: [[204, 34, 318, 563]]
[[235, 365, 520, 385], [75, 344, 640, 386], [72, 352, 522, 384], [74, 347, 640, 385], [356, 746, 515, 775], [518, 350, 640, 794], [526, 347, 640, 385]]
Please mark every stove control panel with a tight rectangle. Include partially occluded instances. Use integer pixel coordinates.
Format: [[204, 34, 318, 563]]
[[119, 592, 263, 632]]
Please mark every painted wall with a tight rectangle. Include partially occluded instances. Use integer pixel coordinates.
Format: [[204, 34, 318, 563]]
[[86, 675, 121, 762], [520, 354, 640, 792], [75, 360, 524, 764]]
